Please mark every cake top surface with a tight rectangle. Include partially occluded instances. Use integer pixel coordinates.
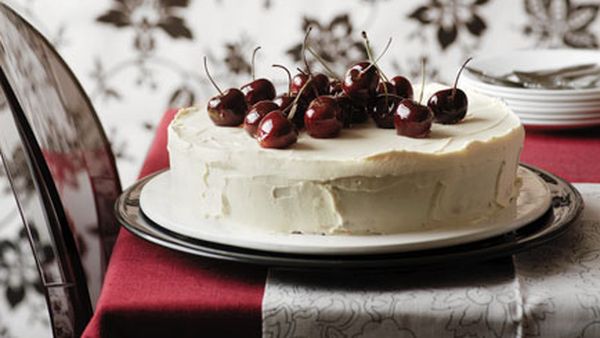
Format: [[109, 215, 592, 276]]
[[170, 83, 522, 160]]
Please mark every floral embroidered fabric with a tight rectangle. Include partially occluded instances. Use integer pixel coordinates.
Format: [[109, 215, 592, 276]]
[[263, 184, 600, 338]]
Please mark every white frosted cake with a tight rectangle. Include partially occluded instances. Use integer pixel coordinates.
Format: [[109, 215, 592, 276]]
[[167, 84, 524, 235]]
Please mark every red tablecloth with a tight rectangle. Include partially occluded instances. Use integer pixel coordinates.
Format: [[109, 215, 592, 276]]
[[83, 111, 600, 338]]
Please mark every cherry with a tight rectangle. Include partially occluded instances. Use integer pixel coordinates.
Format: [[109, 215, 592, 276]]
[[284, 99, 309, 129], [286, 73, 313, 128], [373, 77, 413, 127], [240, 47, 276, 106], [290, 72, 309, 95], [342, 61, 379, 104], [241, 79, 276, 106], [304, 96, 343, 138], [290, 27, 329, 101], [244, 100, 279, 137], [305, 41, 346, 99], [311, 73, 330, 96], [207, 90, 247, 126], [394, 99, 433, 138], [377, 81, 396, 96], [342, 32, 392, 105], [257, 110, 298, 149], [428, 58, 472, 124], [371, 95, 401, 129], [273, 94, 295, 112], [204, 57, 247, 126], [394, 59, 433, 137], [428, 89, 468, 124], [330, 79, 343, 96], [290, 70, 329, 101], [337, 95, 368, 126], [271, 64, 297, 113], [390, 76, 414, 99]]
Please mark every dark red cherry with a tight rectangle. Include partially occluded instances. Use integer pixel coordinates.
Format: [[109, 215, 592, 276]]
[[330, 79, 343, 96], [377, 81, 396, 96], [428, 57, 471, 124], [311, 73, 330, 95], [290, 73, 329, 100], [240, 78, 276, 106], [244, 100, 279, 137], [273, 94, 295, 112], [336, 95, 368, 126], [394, 99, 433, 138], [428, 89, 468, 124], [290, 73, 309, 97], [371, 95, 401, 129], [390, 76, 414, 99], [257, 110, 298, 149], [207, 88, 247, 126], [304, 96, 343, 138], [284, 99, 309, 129], [342, 61, 379, 104]]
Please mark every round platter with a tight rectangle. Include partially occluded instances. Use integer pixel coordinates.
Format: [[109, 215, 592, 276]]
[[139, 167, 550, 255], [117, 164, 583, 268]]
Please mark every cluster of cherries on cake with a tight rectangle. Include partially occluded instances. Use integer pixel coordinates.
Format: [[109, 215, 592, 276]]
[[205, 31, 470, 149]]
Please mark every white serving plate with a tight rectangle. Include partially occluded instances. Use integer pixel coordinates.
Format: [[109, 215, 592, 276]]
[[501, 98, 600, 109], [509, 104, 600, 114], [515, 112, 600, 121], [521, 117, 600, 128], [139, 167, 551, 255]]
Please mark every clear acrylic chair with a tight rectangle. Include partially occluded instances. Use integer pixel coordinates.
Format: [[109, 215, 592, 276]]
[[0, 3, 122, 337]]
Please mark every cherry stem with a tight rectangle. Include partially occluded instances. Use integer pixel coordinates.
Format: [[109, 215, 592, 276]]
[[286, 80, 311, 120], [296, 67, 307, 76], [373, 37, 392, 66], [419, 58, 426, 104], [361, 31, 390, 82], [361, 31, 374, 64], [302, 27, 313, 75], [307, 47, 340, 80], [452, 57, 472, 99], [251, 46, 261, 80], [203, 56, 223, 95], [377, 93, 405, 100], [272, 64, 292, 95], [300, 27, 320, 98]]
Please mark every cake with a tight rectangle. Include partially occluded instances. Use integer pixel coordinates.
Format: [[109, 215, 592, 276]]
[[167, 83, 525, 235]]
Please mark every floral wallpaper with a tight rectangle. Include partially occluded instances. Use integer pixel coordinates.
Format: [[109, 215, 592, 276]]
[[3, 0, 598, 184], [0, 0, 598, 336]]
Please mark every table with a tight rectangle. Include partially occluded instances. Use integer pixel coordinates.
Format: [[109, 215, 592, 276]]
[[83, 111, 600, 338]]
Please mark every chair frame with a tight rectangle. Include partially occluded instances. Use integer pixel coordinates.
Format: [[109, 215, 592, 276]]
[[0, 3, 122, 336]]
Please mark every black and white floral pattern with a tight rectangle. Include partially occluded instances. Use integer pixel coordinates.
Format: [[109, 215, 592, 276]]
[[408, 0, 491, 50], [523, 0, 599, 48]]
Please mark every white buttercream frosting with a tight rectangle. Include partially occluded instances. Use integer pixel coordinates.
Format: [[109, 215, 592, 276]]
[[168, 84, 525, 235]]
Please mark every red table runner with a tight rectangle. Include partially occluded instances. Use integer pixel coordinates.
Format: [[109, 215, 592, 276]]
[[83, 111, 600, 338]]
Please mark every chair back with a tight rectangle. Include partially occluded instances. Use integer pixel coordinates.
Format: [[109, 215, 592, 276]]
[[0, 3, 122, 336]]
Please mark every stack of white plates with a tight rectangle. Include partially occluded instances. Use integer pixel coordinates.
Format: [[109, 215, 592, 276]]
[[459, 49, 600, 129]]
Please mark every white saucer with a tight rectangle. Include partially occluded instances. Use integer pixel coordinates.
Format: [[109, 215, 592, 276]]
[[515, 112, 600, 121], [138, 167, 551, 255], [502, 98, 600, 109], [521, 117, 600, 128], [509, 105, 600, 115]]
